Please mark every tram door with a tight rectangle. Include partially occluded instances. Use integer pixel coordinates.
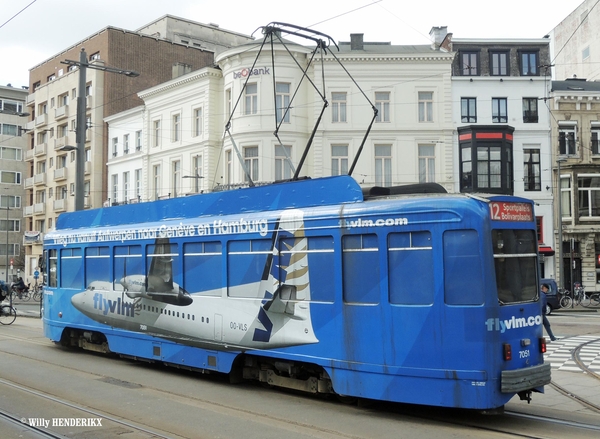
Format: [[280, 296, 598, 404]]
[[340, 234, 385, 365]]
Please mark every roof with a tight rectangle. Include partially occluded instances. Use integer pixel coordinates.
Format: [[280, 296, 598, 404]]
[[552, 78, 600, 92]]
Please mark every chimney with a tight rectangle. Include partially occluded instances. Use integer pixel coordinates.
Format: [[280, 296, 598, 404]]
[[429, 26, 448, 49], [350, 33, 364, 51]]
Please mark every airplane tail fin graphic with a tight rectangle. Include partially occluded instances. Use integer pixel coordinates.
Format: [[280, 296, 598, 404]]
[[252, 209, 315, 343]]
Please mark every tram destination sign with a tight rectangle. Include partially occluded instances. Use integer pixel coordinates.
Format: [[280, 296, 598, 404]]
[[489, 201, 533, 222]]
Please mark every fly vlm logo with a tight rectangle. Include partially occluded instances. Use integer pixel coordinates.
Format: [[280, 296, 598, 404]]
[[92, 292, 136, 317]]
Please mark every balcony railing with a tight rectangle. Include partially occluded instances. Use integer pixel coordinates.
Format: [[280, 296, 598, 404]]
[[34, 143, 47, 156], [54, 167, 67, 181], [24, 177, 34, 189], [33, 173, 46, 186], [25, 149, 34, 161], [35, 113, 47, 127], [53, 198, 66, 212], [33, 202, 45, 215], [55, 105, 69, 119]]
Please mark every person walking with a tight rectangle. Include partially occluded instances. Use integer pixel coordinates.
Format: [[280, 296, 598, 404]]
[[541, 284, 557, 341]]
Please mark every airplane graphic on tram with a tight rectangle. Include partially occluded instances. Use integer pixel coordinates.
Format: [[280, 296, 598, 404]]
[[68, 209, 318, 351]]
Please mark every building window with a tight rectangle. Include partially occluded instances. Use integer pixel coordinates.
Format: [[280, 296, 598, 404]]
[[523, 148, 541, 191], [245, 83, 257, 115], [460, 51, 479, 76], [226, 150, 232, 185], [461, 98, 477, 123], [243, 146, 259, 182], [111, 174, 118, 202], [523, 98, 538, 123], [123, 172, 129, 202], [112, 137, 118, 157], [0, 99, 24, 113], [193, 108, 202, 137], [276, 83, 290, 123], [153, 120, 161, 147], [375, 145, 392, 187], [275, 145, 293, 181], [375, 92, 390, 122], [591, 124, 600, 155], [492, 98, 507, 123], [0, 147, 21, 161], [0, 195, 21, 208], [560, 175, 571, 218], [135, 131, 142, 151], [519, 50, 539, 76], [418, 92, 433, 122], [558, 122, 577, 155], [578, 174, 600, 218], [418, 145, 435, 183], [172, 114, 181, 142], [135, 169, 142, 201], [191, 155, 203, 192], [458, 126, 514, 194], [0, 171, 21, 185], [172, 160, 180, 197], [490, 51, 509, 76], [153, 164, 161, 200], [332, 92, 347, 123], [331, 145, 348, 176], [123, 134, 129, 154]]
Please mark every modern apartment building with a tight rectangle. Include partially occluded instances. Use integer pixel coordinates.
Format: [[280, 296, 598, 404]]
[[550, 0, 600, 81], [0, 84, 28, 282], [439, 31, 555, 277], [23, 17, 253, 281]]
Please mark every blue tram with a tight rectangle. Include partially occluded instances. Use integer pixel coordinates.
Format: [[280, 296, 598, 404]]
[[42, 175, 550, 410]]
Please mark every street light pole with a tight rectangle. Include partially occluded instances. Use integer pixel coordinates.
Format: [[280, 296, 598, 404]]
[[4, 206, 8, 284], [61, 49, 139, 211], [557, 158, 566, 291]]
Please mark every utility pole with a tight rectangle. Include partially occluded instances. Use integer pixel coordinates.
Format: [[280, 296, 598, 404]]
[[61, 49, 139, 211]]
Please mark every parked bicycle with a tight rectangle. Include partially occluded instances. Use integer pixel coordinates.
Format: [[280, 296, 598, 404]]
[[31, 282, 43, 302], [559, 283, 600, 308]]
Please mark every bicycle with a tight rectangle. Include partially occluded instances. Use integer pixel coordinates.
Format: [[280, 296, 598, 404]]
[[32, 283, 43, 302], [0, 304, 16, 325], [10, 287, 30, 302], [559, 289, 573, 308]]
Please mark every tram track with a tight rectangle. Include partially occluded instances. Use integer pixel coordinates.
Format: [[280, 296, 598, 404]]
[[548, 337, 600, 414], [2, 328, 600, 438]]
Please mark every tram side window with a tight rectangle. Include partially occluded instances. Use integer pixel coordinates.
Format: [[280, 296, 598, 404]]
[[48, 249, 58, 287], [228, 239, 271, 298], [388, 231, 434, 305], [147, 241, 179, 289], [279, 235, 334, 303], [342, 234, 379, 303], [60, 248, 83, 289], [114, 245, 143, 287], [492, 229, 538, 303], [443, 230, 484, 305], [85, 246, 110, 287], [183, 241, 222, 296]]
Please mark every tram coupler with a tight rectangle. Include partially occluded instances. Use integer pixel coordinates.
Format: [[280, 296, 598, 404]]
[[517, 390, 532, 404]]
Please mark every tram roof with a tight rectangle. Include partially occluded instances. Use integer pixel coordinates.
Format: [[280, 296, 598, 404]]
[[56, 176, 364, 231]]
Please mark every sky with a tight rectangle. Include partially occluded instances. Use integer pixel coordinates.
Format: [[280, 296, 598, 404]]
[[0, 0, 585, 89]]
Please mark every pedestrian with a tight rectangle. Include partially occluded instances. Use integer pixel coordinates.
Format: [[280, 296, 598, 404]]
[[541, 284, 557, 341]]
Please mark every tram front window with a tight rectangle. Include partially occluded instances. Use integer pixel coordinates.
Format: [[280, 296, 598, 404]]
[[492, 229, 537, 304]]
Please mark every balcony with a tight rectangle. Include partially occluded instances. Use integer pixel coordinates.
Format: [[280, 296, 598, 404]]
[[35, 113, 47, 127], [54, 136, 70, 150], [25, 120, 34, 131], [34, 142, 47, 156], [53, 198, 66, 212], [54, 167, 67, 181], [33, 173, 46, 186], [86, 95, 93, 109], [33, 202, 45, 215], [26, 93, 35, 106], [23, 231, 43, 245], [25, 149, 34, 161], [24, 205, 33, 217], [55, 105, 69, 120], [85, 161, 91, 174], [24, 177, 34, 189]]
